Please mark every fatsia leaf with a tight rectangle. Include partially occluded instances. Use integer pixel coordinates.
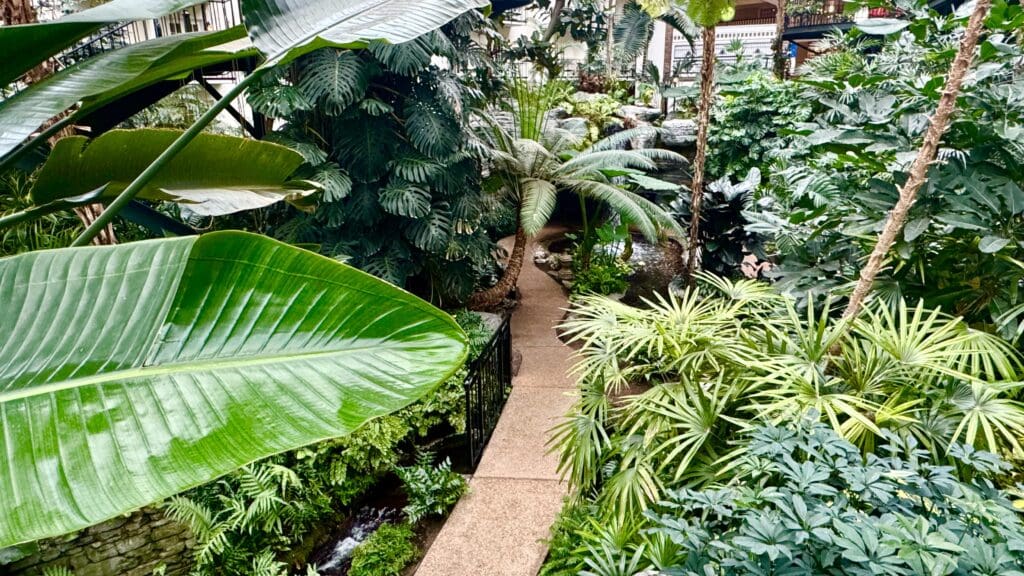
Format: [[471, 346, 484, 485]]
[[241, 0, 489, 66], [0, 28, 252, 160], [0, 231, 467, 546], [31, 129, 316, 217], [979, 235, 1010, 253], [0, 0, 203, 87]]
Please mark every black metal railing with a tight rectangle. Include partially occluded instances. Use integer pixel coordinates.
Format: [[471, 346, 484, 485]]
[[784, 11, 854, 29], [463, 314, 513, 469]]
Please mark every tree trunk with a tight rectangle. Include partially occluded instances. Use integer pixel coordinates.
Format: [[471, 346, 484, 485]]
[[683, 26, 717, 287], [841, 0, 991, 319], [771, 0, 788, 79], [605, 0, 616, 79], [469, 226, 529, 310], [541, 0, 566, 42]]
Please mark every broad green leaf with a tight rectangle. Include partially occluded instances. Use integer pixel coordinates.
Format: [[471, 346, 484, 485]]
[[628, 173, 681, 191], [856, 18, 911, 35], [0, 231, 467, 546], [979, 235, 1011, 253], [242, 0, 490, 66], [0, 28, 252, 160], [0, 0, 203, 87], [31, 129, 317, 216], [904, 218, 930, 242]]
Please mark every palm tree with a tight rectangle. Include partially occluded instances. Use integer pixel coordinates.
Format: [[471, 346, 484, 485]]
[[842, 0, 992, 318], [468, 90, 685, 308]]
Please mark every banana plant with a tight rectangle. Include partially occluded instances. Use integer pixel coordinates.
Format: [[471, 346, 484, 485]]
[[0, 231, 468, 547], [0, 0, 490, 243], [0, 0, 206, 87]]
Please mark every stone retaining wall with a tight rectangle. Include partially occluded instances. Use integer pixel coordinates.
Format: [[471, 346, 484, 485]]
[[4, 508, 193, 576]]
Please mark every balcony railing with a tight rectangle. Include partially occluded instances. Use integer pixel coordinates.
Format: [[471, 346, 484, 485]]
[[783, 11, 854, 29]]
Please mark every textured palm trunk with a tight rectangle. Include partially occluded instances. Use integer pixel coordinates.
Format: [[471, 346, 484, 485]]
[[684, 26, 717, 286], [469, 226, 528, 310], [771, 0, 788, 79], [841, 0, 991, 319]]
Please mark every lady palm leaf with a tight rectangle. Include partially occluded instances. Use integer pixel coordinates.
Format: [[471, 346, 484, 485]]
[[948, 382, 1024, 455]]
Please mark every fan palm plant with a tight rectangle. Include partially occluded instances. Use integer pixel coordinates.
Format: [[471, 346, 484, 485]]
[[468, 83, 686, 308], [553, 273, 1024, 522]]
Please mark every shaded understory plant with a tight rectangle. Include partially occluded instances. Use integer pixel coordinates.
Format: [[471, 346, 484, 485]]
[[395, 453, 469, 524], [347, 523, 418, 576], [559, 420, 1024, 575], [552, 273, 1024, 532]]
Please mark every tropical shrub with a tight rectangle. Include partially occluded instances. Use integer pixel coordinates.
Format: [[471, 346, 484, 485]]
[[469, 82, 685, 307], [247, 11, 501, 303], [670, 168, 763, 277], [706, 67, 812, 182], [568, 222, 634, 296], [164, 310, 493, 575], [347, 522, 418, 576], [746, 0, 1024, 336], [0, 170, 81, 256], [395, 453, 469, 523], [553, 274, 1024, 527], [566, 420, 1024, 575]]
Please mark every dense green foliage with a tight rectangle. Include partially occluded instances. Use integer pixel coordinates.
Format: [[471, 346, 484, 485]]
[[564, 420, 1024, 575], [165, 311, 492, 575], [347, 523, 418, 576], [552, 274, 1023, 544], [248, 12, 501, 303], [0, 171, 81, 256], [568, 222, 633, 296], [747, 0, 1024, 337], [706, 68, 812, 182], [671, 168, 762, 277], [395, 454, 469, 524]]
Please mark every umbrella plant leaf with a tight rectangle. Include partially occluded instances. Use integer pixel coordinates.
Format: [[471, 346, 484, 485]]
[[0, 0, 204, 87], [31, 129, 318, 216], [0, 231, 468, 546], [242, 0, 490, 66]]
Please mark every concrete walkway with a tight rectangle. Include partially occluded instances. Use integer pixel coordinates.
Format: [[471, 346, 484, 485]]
[[416, 230, 575, 576]]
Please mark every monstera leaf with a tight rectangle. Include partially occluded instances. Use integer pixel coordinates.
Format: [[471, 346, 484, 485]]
[[0, 232, 468, 546], [242, 0, 491, 65], [0, 0, 204, 87], [30, 129, 317, 216], [0, 28, 252, 160]]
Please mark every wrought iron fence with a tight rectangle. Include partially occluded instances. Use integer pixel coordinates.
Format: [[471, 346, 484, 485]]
[[463, 314, 513, 470]]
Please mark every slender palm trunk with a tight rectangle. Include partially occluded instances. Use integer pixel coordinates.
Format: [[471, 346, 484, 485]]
[[841, 0, 991, 319], [771, 0, 788, 79], [684, 26, 717, 286], [469, 226, 529, 310]]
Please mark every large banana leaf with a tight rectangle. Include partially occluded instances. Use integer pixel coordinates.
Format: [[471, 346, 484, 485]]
[[0, 0, 203, 87], [0, 231, 468, 546], [242, 0, 490, 66], [0, 28, 252, 160], [30, 129, 317, 216]]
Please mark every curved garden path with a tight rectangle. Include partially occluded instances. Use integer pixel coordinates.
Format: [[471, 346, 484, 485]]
[[416, 228, 576, 576]]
